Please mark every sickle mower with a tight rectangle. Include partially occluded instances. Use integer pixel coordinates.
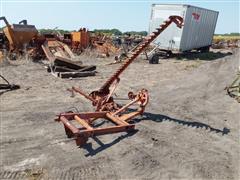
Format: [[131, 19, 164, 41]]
[[55, 16, 184, 146]]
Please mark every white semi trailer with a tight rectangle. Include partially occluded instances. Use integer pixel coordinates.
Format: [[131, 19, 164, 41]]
[[148, 4, 219, 63]]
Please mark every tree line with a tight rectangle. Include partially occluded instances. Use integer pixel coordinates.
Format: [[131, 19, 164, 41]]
[[37, 28, 148, 36], [92, 29, 148, 36], [215, 32, 240, 36], [0, 26, 238, 37]]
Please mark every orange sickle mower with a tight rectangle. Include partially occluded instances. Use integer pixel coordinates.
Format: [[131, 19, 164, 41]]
[[55, 16, 183, 146]]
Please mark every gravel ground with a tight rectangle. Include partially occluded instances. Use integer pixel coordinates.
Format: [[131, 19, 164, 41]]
[[0, 49, 239, 180]]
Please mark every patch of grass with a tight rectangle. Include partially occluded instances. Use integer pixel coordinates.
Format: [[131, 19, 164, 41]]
[[24, 168, 46, 180], [184, 61, 201, 70], [213, 35, 240, 43]]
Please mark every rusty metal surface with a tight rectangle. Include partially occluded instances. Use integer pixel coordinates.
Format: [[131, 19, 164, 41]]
[[57, 111, 136, 146]]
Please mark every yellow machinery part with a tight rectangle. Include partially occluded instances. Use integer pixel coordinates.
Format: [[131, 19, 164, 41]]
[[3, 24, 38, 50]]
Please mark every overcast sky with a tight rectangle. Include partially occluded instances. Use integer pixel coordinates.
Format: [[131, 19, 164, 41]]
[[0, 0, 239, 34]]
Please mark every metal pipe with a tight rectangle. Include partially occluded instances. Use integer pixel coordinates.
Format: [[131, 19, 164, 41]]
[[74, 115, 93, 130]]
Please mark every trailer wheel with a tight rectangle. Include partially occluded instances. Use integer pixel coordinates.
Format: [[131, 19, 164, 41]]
[[149, 53, 160, 64], [149, 50, 172, 64]]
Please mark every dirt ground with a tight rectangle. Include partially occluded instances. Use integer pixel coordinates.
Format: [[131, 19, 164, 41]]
[[0, 49, 239, 180]]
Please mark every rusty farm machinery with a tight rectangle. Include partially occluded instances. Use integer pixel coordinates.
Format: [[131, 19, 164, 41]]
[[0, 16, 38, 60], [55, 16, 184, 146]]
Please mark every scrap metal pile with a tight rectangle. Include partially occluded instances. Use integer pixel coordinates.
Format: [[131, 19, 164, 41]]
[[55, 16, 184, 146], [0, 17, 96, 78], [42, 39, 96, 78], [89, 34, 121, 57], [0, 16, 146, 65]]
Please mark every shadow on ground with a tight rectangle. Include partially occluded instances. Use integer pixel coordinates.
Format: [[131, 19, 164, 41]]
[[174, 51, 232, 61], [136, 111, 230, 135], [0, 89, 11, 95], [82, 130, 138, 157], [0, 88, 19, 96], [81, 110, 230, 156]]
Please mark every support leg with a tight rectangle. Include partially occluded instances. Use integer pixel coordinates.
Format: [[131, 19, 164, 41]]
[[75, 135, 88, 147], [64, 125, 74, 138]]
